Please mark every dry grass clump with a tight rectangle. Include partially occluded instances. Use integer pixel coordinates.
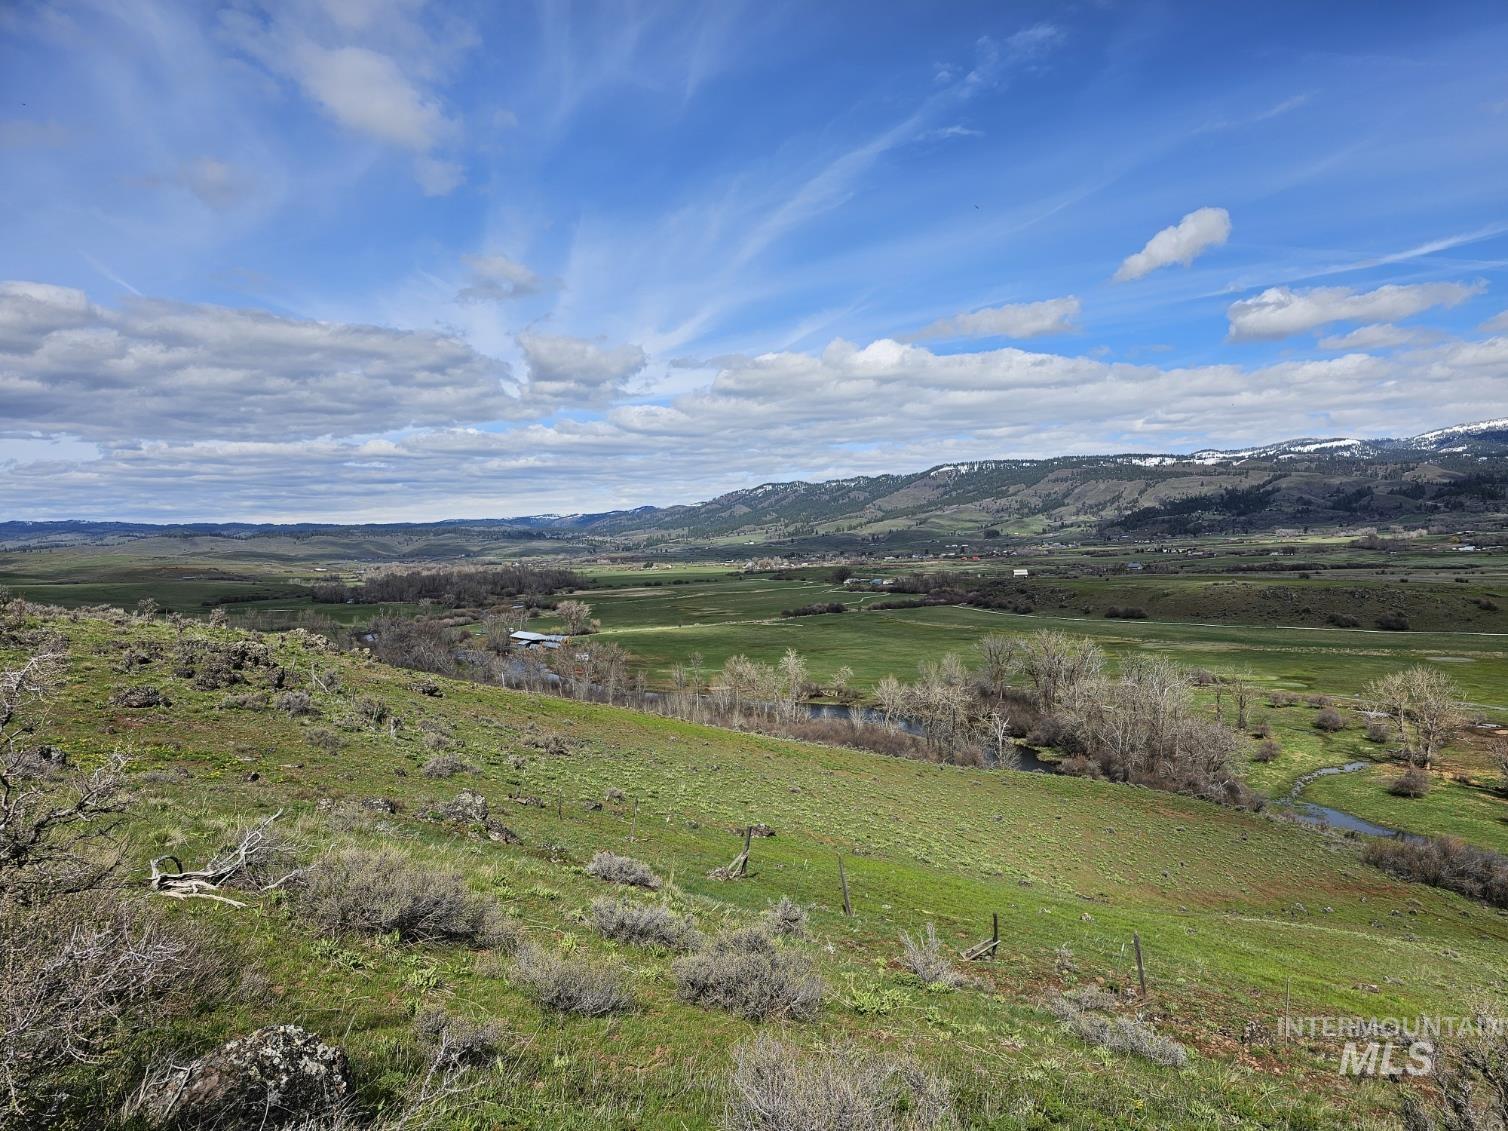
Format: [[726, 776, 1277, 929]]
[[295, 847, 520, 948], [1047, 991, 1187, 1067], [584, 850, 662, 890], [724, 1033, 954, 1131], [510, 945, 633, 1015], [898, 923, 966, 988], [673, 928, 823, 1021], [589, 897, 703, 951], [762, 895, 807, 938], [421, 753, 476, 779]]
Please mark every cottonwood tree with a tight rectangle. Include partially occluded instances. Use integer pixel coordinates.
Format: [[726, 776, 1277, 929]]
[[1364, 667, 1466, 768], [976, 634, 1015, 697], [1007, 631, 1104, 712], [554, 600, 597, 636], [874, 675, 906, 729]]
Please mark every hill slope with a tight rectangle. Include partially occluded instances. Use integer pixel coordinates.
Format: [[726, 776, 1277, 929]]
[[9, 604, 1508, 1126]]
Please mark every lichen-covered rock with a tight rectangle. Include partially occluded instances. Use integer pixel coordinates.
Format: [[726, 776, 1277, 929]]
[[435, 789, 489, 823], [485, 818, 521, 844], [137, 1024, 351, 1129]]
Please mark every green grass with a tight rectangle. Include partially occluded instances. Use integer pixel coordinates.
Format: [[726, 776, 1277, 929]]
[[573, 578, 1508, 712], [14, 606, 1508, 1127], [1302, 766, 1508, 853]]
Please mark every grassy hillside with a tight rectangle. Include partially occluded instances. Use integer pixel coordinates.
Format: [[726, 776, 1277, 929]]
[[9, 604, 1508, 1127]]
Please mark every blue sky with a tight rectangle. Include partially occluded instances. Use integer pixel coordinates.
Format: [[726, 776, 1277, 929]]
[[2, 0, 1507, 521]]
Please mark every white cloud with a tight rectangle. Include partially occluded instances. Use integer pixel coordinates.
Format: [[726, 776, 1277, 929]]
[[0, 281, 518, 442], [1316, 323, 1434, 351], [456, 254, 552, 303], [292, 43, 453, 151], [517, 331, 647, 404], [223, 1, 468, 193], [1228, 281, 1484, 341], [5, 280, 1508, 521], [1004, 23, 1065, 62], [1481, 309, 1508, 333], [1114, 207, 1231, 282], [912, 296, 1080, 340]]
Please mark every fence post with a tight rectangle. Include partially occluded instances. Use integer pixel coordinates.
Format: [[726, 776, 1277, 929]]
[[838, 855, 852, 917], [1133, 931, 1148, 996]]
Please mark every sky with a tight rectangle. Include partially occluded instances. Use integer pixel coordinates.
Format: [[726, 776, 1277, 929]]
[[2, 0, 1508, 523]]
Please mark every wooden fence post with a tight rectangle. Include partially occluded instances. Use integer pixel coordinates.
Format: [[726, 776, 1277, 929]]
[[1133, 931, 1148, 996], [838, 855, 853, 917]]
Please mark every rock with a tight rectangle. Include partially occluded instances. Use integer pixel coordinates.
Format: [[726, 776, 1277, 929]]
[[136, 1024, 351, 1129], [581, 799, 603, 811], [436, 789, 488, 823], [415, 680, 443, 697], [113, 686, 171, 708], [358, 796, 400, 814], [484, 818, 520, 844], [748, 823, 776, 838]]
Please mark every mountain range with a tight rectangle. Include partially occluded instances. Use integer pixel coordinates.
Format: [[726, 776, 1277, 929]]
[[5, 420, 1507, 550]]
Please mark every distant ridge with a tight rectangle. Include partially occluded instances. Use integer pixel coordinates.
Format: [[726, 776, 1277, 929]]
[[4, 419, 1507, 545]]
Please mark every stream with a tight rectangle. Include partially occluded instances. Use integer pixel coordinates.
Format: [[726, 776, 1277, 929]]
[[1275, 761, 1421, 840]]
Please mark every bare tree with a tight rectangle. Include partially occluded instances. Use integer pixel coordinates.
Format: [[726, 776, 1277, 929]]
[[1006, 631, 1104, 712], [976, 633, 1014, 697], [1364, 667, 1466, 768], [554, 600, 597, 636]]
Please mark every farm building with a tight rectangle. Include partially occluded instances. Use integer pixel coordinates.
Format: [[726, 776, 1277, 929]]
[[510, 630, 567, 650]]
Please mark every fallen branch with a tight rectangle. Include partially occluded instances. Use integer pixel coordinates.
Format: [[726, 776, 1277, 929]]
[[148, 810, 297, 905]]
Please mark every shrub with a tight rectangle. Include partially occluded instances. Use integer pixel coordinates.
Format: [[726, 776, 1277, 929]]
[[898, 923, 965, 988], [763, 896, 807, 938], [589, 898, 703, 951], [1376, 612, 1411, 631], [276, 690, 315, 717], [780, 603, 847, 618], [1312, 708, 1347, 732], [1327, 612, 1361, 628], [1, 894, 220, 1122], [1365, 720, 1390, 744], [510, 945, 632, 1015], [421, 753, 476, 779], [724, 1033, 953, 1131], [1363, 835, 1508, 908], [296, 848, 519, 947], [584, 851, 661, 890], [1389, 766, 1431, 798], [673, 929, 823, 1021], [1047, 991, 1187, 1067], [1251, 739, 1280, 763], [412, 1006, 506, 1070]]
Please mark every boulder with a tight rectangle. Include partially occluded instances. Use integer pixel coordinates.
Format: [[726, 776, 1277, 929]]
[[136, 1024, 351, 1129], [436, 789, 488, 823], [113, 686, 171, 708]]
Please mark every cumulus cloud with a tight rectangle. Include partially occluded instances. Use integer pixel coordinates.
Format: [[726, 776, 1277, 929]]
[[1114, 207, 1231, 282], [1481, 309, 1508, 333], [5, 279, 1508, 520], [1227, 281, 1484, 341], [517, 331, 647, 403], [456, 253, 552, 303], [0, 280, 518, 442], [911, 296, 1080, 340]]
